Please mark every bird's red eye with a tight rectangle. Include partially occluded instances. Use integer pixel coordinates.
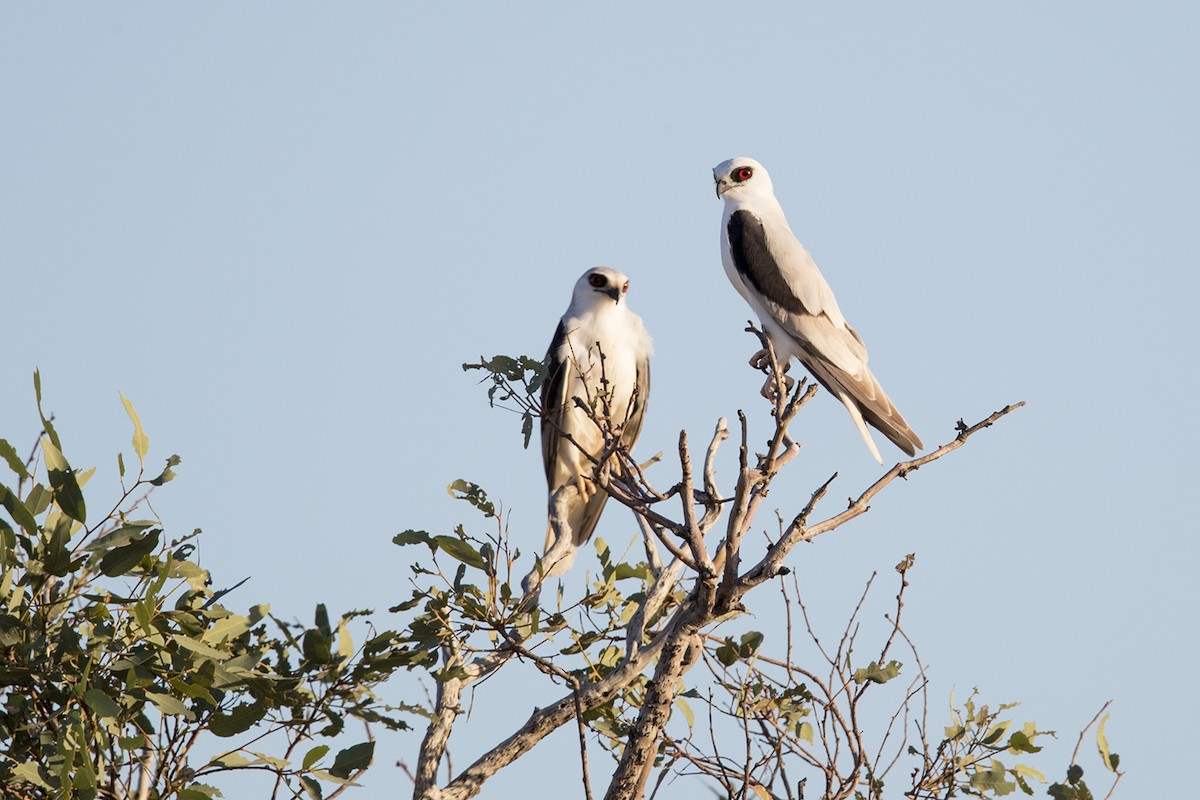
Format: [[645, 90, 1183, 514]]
[[622, 280, 629, 293], [587, 273, 606, 288], [734, 166, 754, 182]]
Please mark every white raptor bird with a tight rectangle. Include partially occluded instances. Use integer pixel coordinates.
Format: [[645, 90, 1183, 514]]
[[713, 157, 922, 464], [538, 267, 652, 578]]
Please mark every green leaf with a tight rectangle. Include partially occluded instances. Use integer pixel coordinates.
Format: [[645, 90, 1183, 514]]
[[179, 786, 224, 800], [0, 438, 28, 479], [851, 659, 902, 685], [149, 454, 181, 486], [521, 412, 534, 448], [73, 751, 98, 790], [99, 529, 160, 576], [446, 479, 496, 517], [613, 562, 650, 581], [434, 535, 486, 570], [84, 521, 158, 552], [34, 369, 62, 450], [135, 599, 154, 633], [303, 744, 330, 770], [174, 635, 231, 661], [304, 629, 334, 664], [314, 603, 332, 636], [982, 722, 1009, 745], [300, 776, 324, 800], [118, 735, 145, 752], [83, 688, 121, 719], [0, 483, 38, 534], [739, 630, 764, 657], [1007, 729, 1042, 754], [25, 483, 52, 516], [210, 752, 251, 768], [11, 761, 51, 789], [170, 676, 216, 704], [201, 613, 252, 646], [714, 638, 738, 667], [969, 759, 1016, 796], [209, 700, 267, 737], [797, 721, 815, 744], [393, 529, 434, 549], [329, 741, 374, 779], [119, 392, 150, 464], [145, 690, 192, 718], [42, 438, 86, 524], [42, 514, 77, 576]]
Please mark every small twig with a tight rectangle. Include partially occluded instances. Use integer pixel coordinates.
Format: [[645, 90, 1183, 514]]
[[634, 514, 665, 577], [499, 632, 595, 800], [1069, 701, 1111, 766], [736, 402, 1026, 595]]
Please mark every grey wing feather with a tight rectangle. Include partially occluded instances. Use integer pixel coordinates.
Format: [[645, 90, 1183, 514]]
[[727, 209, 922, 456], [790, 327, 923, 456], [620, 355, 650, 452]]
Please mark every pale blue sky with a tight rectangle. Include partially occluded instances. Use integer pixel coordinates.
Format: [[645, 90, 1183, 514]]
[[3, 4, 1196, 797]]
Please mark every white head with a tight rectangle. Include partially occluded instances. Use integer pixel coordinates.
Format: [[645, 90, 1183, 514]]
[[570, 266, 631, 311], [713, 156, 776, 201]]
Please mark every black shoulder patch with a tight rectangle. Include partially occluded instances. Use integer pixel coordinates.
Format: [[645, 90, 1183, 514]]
[[540, 322, 569, 481], [727, 210, 806, 314]]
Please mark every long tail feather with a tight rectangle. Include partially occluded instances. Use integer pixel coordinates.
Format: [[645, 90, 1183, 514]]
[[837, 390, 884, 465]]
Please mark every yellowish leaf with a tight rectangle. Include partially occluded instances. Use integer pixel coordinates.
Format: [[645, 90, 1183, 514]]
[[119, 392, 149, 464], [40, 438, 68, 471], [337, 621, 354, 659], [674, 697, 695, 728], [1097, 711, 1115, 771]]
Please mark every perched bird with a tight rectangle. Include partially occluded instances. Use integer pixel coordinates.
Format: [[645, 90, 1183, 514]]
[[713, 157, 922, 464], [538, 267, 652, 578]]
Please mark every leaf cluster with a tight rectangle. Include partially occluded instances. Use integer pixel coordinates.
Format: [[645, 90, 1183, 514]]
[[462, 355, 547, 448], [0, 375, 413, 800], [908, 690, 1050, 798]]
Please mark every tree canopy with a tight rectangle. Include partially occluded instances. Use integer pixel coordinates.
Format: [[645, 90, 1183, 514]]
[[0, 357, 1122, 799]]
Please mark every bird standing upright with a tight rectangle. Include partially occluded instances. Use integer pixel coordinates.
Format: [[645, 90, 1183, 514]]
[[713, 157, 922, 464], [537, 267, 652, 579]]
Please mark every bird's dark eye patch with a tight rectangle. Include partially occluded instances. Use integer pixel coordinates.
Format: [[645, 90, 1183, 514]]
[[734, 166, 754, 182], [587, 273, 607, 288]]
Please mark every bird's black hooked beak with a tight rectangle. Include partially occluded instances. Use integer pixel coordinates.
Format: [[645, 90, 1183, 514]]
[[603, 286, 621, 303]]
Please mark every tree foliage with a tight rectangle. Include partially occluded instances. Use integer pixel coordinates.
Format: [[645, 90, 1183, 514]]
[[0, 373, 411, 799], [1, 342, 1125, 800]]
